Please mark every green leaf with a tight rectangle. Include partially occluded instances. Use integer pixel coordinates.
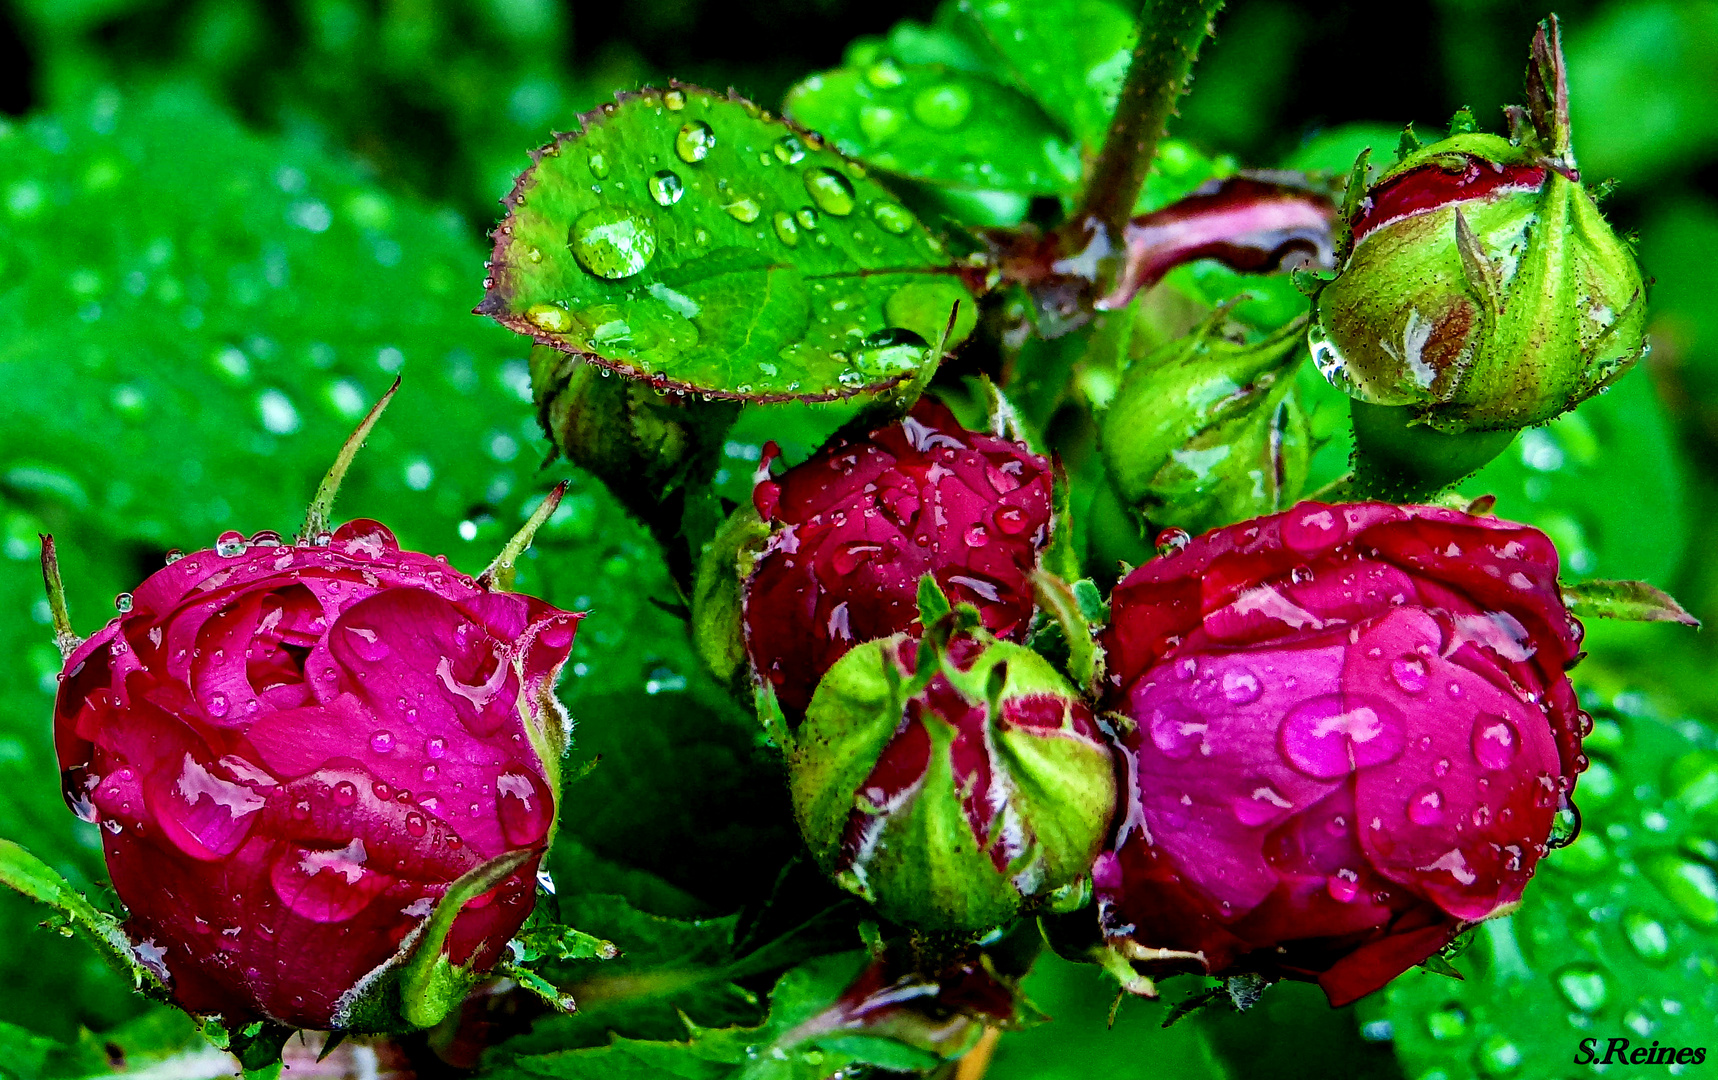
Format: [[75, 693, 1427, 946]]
[[1381, 699, 1718, 1080], [986, 952, 1230, 1080], [0, 838, 164, 996], [785, 65, 1082, 197], [1561, 580, 1700, 626], [478, 85, 970, 401], [0, 85, 564, 558], [961, 0, 1136, 151], [1459, 372, 1690, 585]]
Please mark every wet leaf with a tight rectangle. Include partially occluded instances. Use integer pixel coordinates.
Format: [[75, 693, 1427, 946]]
[[478, 85, 969, 401], [786, 63, 1082, 196], [1380, 697, 1718, 1079]]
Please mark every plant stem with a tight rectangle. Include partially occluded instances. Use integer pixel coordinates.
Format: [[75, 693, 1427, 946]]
[[1076, 0, 1228, 244]]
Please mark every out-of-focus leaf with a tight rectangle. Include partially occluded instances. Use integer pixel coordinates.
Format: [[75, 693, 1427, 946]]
[[1459, 373, 1689, 584], [960, 0, 1136, 151], [1382, 697, 1718, 1080], [1200, 980, 1403, 1080], [0, 86, 556, 558], [786, 65, 1082, 195], [986, 951, 1230, 1079], [480, 85, 969, 401], [1566, 2, 1718, 184]]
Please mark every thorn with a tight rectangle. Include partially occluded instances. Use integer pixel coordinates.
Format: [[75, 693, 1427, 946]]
[[479, 481, 569, 592], [39, 535, 82, 659], [299, 377, 400, 543]]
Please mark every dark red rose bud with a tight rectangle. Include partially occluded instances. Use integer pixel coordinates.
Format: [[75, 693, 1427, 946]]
[[744, 399, 1053, 720], [54, 520, 581, 1028], [1094, 501, 1587, 1006]]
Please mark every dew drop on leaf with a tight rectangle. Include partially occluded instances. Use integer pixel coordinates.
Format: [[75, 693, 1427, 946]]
[[569, 206, 657, 279], [648, 170, 684, 206], [662, 88, 686, 111], [723, 197, 761, 224], [803, 167, 856, 216], [912, 83, 973, 130], [771, 211, 799, 247], [773, 136, 805, 164], [675, 121, 715, 164], [587, 153, 610, 180], [871, 201, 914, 235]]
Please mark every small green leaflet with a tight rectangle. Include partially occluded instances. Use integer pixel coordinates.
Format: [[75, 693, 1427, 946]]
[[1379, 700, 1718, 1079], [479, 84, 971, 402]]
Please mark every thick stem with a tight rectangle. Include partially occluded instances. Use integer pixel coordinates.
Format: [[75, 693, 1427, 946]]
[[1076, 0, 1228, 244]]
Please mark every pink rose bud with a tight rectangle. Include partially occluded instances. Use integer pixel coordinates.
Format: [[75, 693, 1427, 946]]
[[1094, 501, 1588, 1006], [53, 520, 581, 1028], [745, 399, 1053, 720]]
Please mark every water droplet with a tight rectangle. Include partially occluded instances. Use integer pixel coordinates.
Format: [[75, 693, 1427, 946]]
[[332, 781, 357, 806], [773, 135, 806, 164], [1281, 506, 1346, 555], [1155, 528, 1191, 556], [1621, 909, 1670, 963], [404, 811, 427, 838], [570, 206, 657, 280], [912, 83, 973, 130], [852, 327, 927, 376], [1555, 965, 1608, 1012], [675, 121, 715, 163], [1640, 853, 1718, 927], [207, 692, 230, 718], [1147, 702, 1207, 760], [1232, 780, 1293, 826], [662, 88, 686, 111], [803, 168, 856, 216], [723, 197, 761, 224], [1278, 694, 1406, 779], [1471, 714, 1520, 770], [865, 57, 905, 88], [215, 530, 248, 557], [587, 153, 610, 179], [871, 201, 914, 234], [165, 549, 185, 564], [831, 541, 884, 575], [994, 505, 1029, 535], [795, 206, 819, 230], [1408, 784, 1446, 826], [648, 170, 684, 206], [114, 592, 134, 613], [859, 103, 904, 142], [772, 210, 799, 246], [1426, 1005, 1467, 1040], [963, 523, 988, 548], [1548, 799, 1582, 848], [1477, 1034, 1522, 1076], [370, 730, 395, 754], [1390, 656, 1428, 693], [497, 767, 553, 846], [1326, 868, 1360, 902], [1222, 668, 1262, 705], [422, 764, 439, 783]]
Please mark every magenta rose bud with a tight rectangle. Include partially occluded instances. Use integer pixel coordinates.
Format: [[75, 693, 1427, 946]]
[[1094, 501, 1587, 1006], [53, 520, 581, 1029], [744, 399, 1054, 720]]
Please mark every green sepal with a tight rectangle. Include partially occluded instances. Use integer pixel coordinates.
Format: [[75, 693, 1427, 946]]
[[331, 849, 534, 1032], [1029, 569, 1101, 695], [790, 635, 1116, 934], [1559, 579, 1700, 625], [1100, 309, 1311, 535], [0, 837, 167, 996], [691, 504, 771, 694]]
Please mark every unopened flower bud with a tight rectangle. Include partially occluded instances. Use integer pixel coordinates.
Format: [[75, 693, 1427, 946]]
[[1311, 20, 1645, 434], [1101, 312, 1310, 536], [790, 631, 1115, 933]]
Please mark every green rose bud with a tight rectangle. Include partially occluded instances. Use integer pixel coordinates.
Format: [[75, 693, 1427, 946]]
[[789, 629, 1115, 934], [1310, 18, 1646, 435], [1100, 311, 1310, 537]]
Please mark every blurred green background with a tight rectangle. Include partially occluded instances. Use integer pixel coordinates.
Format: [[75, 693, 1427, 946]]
[[0, 1, 1713, 1078]]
